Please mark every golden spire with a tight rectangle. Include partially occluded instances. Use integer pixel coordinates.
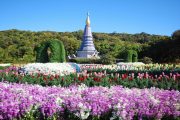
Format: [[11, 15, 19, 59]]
[[86, 12, 90, 26]]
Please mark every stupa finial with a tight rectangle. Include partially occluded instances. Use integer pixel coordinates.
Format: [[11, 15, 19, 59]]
[[86, 12, 90, 26]]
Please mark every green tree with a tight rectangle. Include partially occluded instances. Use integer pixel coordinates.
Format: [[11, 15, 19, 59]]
[[172, 30, 180, 40], [100, 53, 116, 64]]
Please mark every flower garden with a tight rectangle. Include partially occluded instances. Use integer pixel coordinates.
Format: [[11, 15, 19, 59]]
[[0, 63, 180, 120]]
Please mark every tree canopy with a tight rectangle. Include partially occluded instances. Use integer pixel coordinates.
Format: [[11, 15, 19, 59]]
[[0, 29, 179, 63]]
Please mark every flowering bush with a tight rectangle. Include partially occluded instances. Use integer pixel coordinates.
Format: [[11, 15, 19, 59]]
[[0, 82, 179, 120]]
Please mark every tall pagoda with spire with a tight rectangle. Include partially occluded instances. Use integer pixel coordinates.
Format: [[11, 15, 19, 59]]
[[77, 13, 99, 58]]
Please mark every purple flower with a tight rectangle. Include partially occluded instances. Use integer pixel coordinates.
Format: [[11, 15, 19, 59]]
[[0, 82, 179, 119]]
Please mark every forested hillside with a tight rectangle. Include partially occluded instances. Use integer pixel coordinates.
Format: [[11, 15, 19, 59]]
[[0, 29, 179, 63]]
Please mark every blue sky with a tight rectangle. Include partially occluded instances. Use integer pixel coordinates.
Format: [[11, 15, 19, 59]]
[[0, 0, 180, 36]]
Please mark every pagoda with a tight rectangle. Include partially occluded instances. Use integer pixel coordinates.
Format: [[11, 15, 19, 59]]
[[77, 13, 99, 58]]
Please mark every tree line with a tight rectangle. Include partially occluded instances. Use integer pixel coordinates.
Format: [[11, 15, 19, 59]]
[[0, 29, 179, 63]]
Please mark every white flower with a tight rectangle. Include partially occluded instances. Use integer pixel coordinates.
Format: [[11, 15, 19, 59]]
[[174, 103, 180, 110], [80, 110, 90, 120], [78, 102, 84, 108], [149, 94, 160, 105], [55, 97, 63, 105], [78, 83, 87, 91], [22, 63, 76, 76]]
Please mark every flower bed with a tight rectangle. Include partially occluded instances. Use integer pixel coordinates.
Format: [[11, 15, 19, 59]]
[[0, 82, 179, 120], [79, 63, 179, 72], [0, 66, 179, 90], [20, 63, 77, 76]]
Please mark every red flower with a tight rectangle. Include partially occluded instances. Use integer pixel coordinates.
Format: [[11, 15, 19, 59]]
[[50, 75, 54, 81], [114, 77, 118, 81], [31, 75, 34, 78], [37, 73, 41, 78], [83, 76, 87, 80], [158, 77, 162, 81], [55, 74, 59, 79], [78, 76, 84, 82], [128, 77, 133, 81], [122, 74, 128, 80], [43, 76, 47, 81], [93, 77, 101, 82]]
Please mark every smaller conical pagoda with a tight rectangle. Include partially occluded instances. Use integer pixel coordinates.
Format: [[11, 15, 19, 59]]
[[77, 13, 99, 58]]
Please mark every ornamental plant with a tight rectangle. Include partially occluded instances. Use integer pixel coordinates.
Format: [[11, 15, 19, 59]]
[[35, 39, 66, 63], [0, 82, 179, 120], [125, 50, 138, 62], [0, 66, 179, 90]]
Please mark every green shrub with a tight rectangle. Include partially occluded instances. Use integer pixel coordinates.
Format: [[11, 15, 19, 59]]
[[126, 50, 132, 62], [35, 39, 66, 63], [125, 50, 138, 62], [35, 42, 49, 63], [59, 41, 66, 62], [142, 57, 153, 64], [100, 54, 116, 64]]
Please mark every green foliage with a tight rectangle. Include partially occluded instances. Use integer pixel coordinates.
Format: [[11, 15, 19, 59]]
[[59, 40, 66, 62], [0, 66, 8, 70], [35, 42, 49, 63], [145, 38, 180, 63], [0, 48, 5, 62], [35, 40, 66, 63], [70, 58, 100, 64], [132, 52, 138, 62], [60, 36, 81, 55], [172, 29, 180, 40], [125, 50, 138, 62], [100, 54, 116, 64], [142, 57, 153, 64], [0, 29, 178, 63], [126, 50, 132, 62]]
